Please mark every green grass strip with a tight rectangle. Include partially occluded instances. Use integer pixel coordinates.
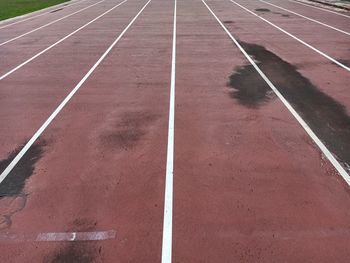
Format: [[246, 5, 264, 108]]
[[0, 0, 70, 21]]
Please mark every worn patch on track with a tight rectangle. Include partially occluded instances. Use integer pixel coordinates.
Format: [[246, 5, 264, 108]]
[[335, 59, 350, 67], [272, 11, 291, 17], [101, 111, 158, 150], [44, 242, 102, 263], [50, 8, 64, 13], [228, 65, 273, 107], [0, 141, 45, 196], [44, 219, 103, 263], [229, 41, 350, 169], [0, 141, 45, 229], [255, 8, 270, 12]]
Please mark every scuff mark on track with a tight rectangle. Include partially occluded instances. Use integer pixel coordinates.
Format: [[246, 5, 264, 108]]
[[0, 194, 27, 230], [334, 59, 350, 68], [228, 63, 274, 107], [255, 8, 290, 17], [0, 140, 45, 196], [44, 218, 103, 263], [101, 111, 158, 150], [50, 8, 64, 13], [229, 41, 350, 170], [272, 11, 290, 17], [255, 8, 270, 12], [44, 241, 102, 263], [0, 140, 45, 230]]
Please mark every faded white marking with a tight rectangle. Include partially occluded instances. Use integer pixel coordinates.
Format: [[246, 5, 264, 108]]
[[36, 230, 116, 241], [0, 230, 116, 242]]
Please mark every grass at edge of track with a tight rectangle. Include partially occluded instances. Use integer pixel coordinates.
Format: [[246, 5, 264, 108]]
[[0, 0, 70, 21]]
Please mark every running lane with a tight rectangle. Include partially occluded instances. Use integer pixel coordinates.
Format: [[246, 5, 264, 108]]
[[227, 0, 350, 70], [0, 0, 143, 158], [172, 0, 350, 261], [261, 0, 350, 32], [204, 0, 350, 170], [0, 0, 105, 36], [0, 0, 128, 75], [0, 0, 174, 261]]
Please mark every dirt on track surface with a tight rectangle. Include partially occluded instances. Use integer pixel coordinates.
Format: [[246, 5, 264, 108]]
[[0, 0, 350, 262]]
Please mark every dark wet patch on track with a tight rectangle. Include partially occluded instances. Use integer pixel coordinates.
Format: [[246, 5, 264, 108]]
[[101, 112, 158, 150], [44, 218, 102, 263], [72, 218, 98, 232], [228, 65, 273, 107], [255, 8, 290, 17], [0, 194, 27, 230], [255, 8, 270, 12], [50, 8, 64, 13], [0, 141, 45, 229], [45, 243, 98, 263], [0, 141, 45, 197], [231, 41, 350, 168], [335, 59, 350, 67], [272, 11, 291, 17]]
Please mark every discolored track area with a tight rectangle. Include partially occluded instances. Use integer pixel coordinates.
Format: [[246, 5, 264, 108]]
[[0, 0, 349, 262]]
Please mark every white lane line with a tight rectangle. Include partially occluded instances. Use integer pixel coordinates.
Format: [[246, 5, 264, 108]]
[[0, 0, 91, 30], [230, 0, 350, 72], [0, 0, 151, 184], [0, 230, 116, 242], [36, 230, 116, 241], [161, 0, 176, 261], [289, 0, 350, 19], [0, 0, 128, 81], [0, 0, 105, 47], [202, 0, 350, 186], [260, 0, 350, 36]]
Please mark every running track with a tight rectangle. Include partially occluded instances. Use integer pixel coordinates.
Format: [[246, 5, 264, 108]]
[[0, 0, 350, 261]]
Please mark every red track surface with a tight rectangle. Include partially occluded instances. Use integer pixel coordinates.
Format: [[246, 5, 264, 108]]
[[0, 0, 349, 262]]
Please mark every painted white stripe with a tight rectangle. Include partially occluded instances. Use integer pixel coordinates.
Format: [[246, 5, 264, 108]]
[[259, 0, 350, 36], [230, 0, 350, 72], [161, 0, 176, 262], [289, 0, 350, 19], [36, 230, 116, 241], [0, 230, 116, 242], [0, 0, 151, 184], [0, 0, 128, 81], [0, 0, 91, 30], [202, 0, 350, 185], [0, 0, 105, 47]]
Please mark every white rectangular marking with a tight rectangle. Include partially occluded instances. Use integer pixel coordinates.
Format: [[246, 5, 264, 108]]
[[36, 230, 116, 241], [0, 230, 116, 242]]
